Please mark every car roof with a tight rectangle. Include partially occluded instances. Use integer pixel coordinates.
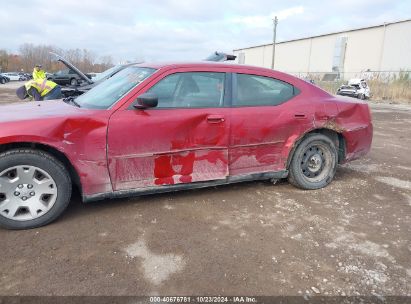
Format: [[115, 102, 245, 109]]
[[134, 61, 308, 84], [133, 61, 328, 96], [135, 61, 275, 73]]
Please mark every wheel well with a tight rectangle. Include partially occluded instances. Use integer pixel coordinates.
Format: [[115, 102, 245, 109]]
[[0, 142, 82, 194], [287, 129, 346, 168]]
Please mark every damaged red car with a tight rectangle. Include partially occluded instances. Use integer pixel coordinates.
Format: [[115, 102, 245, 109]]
[[0, 62, 373, 229]]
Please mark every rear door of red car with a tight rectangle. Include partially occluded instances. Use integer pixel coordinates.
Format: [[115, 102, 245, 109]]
[[229, 71, 302, 176], [107, 68, 231, 190]]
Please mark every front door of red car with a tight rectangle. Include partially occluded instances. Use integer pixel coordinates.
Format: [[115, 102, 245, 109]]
[[229, 72, 302, 176], [107, 70, 230, 190]]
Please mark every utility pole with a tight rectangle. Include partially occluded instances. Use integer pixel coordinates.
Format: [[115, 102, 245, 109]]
[[271, 16, 278, 70]]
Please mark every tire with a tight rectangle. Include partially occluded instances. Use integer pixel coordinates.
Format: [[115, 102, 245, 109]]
[[0, 149, 72, 229], [70, 78, 78, 86], [0, 78, 5, 84], [359, 94, 365, 100], [288, 134, 337, 190]]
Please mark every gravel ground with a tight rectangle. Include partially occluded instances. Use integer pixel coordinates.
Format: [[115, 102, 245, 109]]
[[0, 84, 410, 297], [0, 81, 25, 104]]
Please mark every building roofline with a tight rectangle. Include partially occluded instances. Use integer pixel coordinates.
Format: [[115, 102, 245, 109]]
[[233, 18, 411, 51]]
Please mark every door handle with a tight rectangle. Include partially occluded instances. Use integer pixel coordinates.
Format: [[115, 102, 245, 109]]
[[294, 114, 306, 119], [207, 115, 225, 124]]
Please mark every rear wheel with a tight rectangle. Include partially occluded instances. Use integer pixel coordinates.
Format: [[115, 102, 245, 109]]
[[0, 149, 72, 229], [0, 78, 5, 84], [288, 134, 337, 190]]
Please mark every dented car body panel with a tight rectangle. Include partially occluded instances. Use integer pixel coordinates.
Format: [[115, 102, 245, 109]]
[[0, 62, 373, 201], [0, 101, 112, 195]]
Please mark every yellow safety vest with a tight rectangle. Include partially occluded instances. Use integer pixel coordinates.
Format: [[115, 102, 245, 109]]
[[25, 79, 57, 97], [32, 69, 46, 81]]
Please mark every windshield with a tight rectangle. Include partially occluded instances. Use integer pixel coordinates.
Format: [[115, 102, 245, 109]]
[[75, 66, 156, 109], [92, 65, 123, 82]]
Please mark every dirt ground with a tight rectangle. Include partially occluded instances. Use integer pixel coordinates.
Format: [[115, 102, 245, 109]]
[[0, 81, 25, 104], [0, 82, 410, 297]]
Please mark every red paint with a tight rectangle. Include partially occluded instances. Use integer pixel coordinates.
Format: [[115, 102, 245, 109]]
[[0, 62, 372, 199], [153, 152, 195, 185]]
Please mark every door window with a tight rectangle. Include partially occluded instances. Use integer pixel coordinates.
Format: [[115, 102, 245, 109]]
[[148, 72, 225, 108], [234, 74, 297, 106]]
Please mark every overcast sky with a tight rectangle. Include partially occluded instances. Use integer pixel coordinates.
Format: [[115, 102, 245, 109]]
[[1, 0, 410, 63]]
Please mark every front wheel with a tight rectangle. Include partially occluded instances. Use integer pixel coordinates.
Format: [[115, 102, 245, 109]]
[[0, 149, 72, 229], [288, 134, 337, 190]]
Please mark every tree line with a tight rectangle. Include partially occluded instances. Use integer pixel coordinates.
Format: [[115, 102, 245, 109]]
[[0, 43, 114, 73]]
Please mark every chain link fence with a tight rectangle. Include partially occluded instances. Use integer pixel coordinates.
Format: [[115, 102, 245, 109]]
[[291, 70, 411, 103]]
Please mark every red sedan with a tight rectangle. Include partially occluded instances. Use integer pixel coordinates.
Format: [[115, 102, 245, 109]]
[[0, 62, 372, 229]]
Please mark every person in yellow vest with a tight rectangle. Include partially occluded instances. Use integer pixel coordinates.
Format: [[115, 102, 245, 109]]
[[32, 64, 46, 81], [16, 79, 62, 101]]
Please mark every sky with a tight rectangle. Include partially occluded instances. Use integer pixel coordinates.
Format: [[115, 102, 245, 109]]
[[0, 0, 410, 63]]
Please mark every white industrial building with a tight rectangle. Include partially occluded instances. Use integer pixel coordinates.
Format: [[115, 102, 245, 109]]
[[233, 19, 411, 80]]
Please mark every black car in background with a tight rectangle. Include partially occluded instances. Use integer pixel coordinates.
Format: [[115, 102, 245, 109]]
[[48, 67, 92, 86], [49, 52, 137, 97]]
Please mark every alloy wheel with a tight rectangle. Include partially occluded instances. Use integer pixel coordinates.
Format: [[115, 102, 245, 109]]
[[0, 165, 57, 221]]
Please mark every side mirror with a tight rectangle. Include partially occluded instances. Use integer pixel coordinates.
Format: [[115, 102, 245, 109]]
[[134, 92, 158, 109]]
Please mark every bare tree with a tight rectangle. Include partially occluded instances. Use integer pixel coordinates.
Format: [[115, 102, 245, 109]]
[[5, 44, 114, 73], [0, 49, 8, 72]]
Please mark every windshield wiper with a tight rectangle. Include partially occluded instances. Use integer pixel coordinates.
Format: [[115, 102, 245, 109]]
[[63, 96, 81, 108]]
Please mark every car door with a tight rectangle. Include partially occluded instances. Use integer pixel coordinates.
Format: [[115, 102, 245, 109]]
[[229, 72, 303, 176], [107, 69, 230, 190]]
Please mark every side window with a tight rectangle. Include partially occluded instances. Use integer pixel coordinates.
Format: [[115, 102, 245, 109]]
[[148, 72, 225, 108], [235, 74, 297, 106]]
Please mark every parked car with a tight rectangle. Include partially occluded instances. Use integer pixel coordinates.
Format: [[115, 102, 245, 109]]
[[2, 72, 24, 81], [0, 74, 9, 84], [18, 72, 32, 81], [61, 63, 137, 97], [205, 51, 237, 62], [48, 68, 92, 86], [49, 52, 137, 97], [336, 78, 370, 100], [87, 72, 101, 80], [0, 62, 373, 229]]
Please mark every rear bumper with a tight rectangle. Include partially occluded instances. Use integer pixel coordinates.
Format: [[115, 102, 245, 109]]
[[337, 91, 359, 98], [341, 122, 373, 163]]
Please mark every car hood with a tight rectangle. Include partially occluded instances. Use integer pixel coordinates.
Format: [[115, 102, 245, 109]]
[[50, 52, 94, 85], [0, 100, 86, 123]]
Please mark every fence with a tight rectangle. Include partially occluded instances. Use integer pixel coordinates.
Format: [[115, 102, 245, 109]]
[[291, 70, 411, 103]]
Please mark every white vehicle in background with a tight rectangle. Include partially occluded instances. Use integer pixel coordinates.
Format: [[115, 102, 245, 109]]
[[336, 78, 371, 100], [2, 72, 24, 81], [87, 72, 101, 80]]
